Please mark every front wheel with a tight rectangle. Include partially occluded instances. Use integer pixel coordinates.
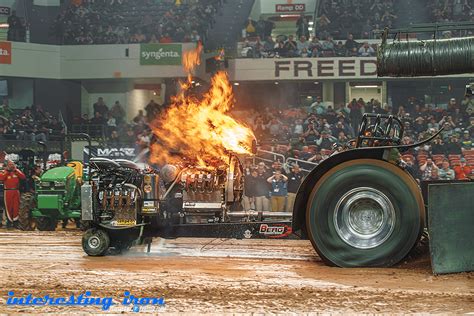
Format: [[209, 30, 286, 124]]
[[306, 159, 424, 267], [82, 228, 110, 256], [36, 217, 58, 231]]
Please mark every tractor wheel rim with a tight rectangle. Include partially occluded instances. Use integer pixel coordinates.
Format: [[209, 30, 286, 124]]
[[334, 187, 395, 249], [88, 236, 101, 249]]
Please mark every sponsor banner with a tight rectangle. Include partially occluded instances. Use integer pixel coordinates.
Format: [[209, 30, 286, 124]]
[[140, 43, 182, 65], [0, 41, 11, 64], [275, 3, 305, 12], [259, 223, 293, 238], [231, 58, 378, 81], [84, 146, 137, 161], [0, 6, 10, 15]]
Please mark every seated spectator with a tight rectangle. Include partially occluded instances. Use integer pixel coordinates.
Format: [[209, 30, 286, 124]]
[[358, 42, 375, 56], [453, 158, 472, 180], [321, 36, 335, 56], [438, 160, 455, 180], [334, 41, 347, 57], [108, 130, 121, 146], [297, 36, 310, 57], [461, 131, 473, 150], [283, 35, 298, 57], [420, 158, 439, 181], [263, 36, 275, 57], [445, 135, 463, 155], [90, 111, 106, 125]]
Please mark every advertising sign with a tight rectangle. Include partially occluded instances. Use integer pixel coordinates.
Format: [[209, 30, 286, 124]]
[[0, 41, 11, 64], [140, 43, 182, 65]]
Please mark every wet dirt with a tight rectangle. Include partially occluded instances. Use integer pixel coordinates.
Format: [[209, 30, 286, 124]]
[[0, 229, 472, 314]]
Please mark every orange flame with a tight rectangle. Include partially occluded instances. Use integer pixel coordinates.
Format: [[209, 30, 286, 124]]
[[150, 45, 255, 166]]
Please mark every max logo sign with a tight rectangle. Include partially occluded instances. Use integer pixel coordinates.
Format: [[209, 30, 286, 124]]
[[259, 224, 292, 238], [0, 42, 12, 64], [97, 148, 135, 157]]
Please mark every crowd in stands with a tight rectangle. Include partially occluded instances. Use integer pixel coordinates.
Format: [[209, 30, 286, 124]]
[[316, 0, 397, 40], [428, 0, 473, 37], [0, 100, 65, 142], [52, 0, 222, 45], [234, 92, 474, 183], [71, 97, 156, 151], [241, 32, 377, 58]]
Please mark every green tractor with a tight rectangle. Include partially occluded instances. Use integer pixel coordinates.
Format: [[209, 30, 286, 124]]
[[19, 162, 84, 231]]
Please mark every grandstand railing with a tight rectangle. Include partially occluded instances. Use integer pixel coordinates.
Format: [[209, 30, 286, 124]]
[[286, 157, 318, 173]]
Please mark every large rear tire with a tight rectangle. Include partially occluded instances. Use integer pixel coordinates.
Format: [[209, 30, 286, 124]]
[[18, 193, 35, 231], [306, 159, 424, 267], [82, 228, 110, 256]]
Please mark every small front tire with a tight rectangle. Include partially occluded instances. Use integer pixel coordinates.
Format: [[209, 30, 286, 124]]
[[82, 228, 110, 256]]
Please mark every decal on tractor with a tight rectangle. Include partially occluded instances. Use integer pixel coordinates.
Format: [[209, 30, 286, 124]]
[[259, 224, 292, 238]]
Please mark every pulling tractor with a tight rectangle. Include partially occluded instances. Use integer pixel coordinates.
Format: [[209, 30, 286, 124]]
[[19, 161, 84, 231], [81, 22, 474, 269]]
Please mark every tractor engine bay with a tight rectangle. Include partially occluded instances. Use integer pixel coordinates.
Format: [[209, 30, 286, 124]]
[[83, 155, 246, 228]]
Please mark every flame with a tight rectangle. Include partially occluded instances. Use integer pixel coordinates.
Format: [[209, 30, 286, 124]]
[[150, 45, 255, 166]]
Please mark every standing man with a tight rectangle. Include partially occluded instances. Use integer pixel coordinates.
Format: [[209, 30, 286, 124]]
[[267, 170, 288, 212], [286, 164, 304, 212], [0, 161, 26, 228]]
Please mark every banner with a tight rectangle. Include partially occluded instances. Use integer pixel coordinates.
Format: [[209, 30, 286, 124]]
[[0, 6, 10, 15], [84, 146, 138, 162], [140, 43, 182, 66], [0, 41, 11, 64]]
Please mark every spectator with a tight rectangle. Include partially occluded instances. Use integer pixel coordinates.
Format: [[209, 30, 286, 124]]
[[348, 98, 364, 130], [438, 160, 455, 180], [358, 42, 375, 56], [296, 15, 310, 39], [108, 130, 121, 146], [245, 18, 257, 37], [255, 162, 271, 212], [430, 167, 440, 180], [242, 168, 257, 211], [461, 131, 472, 150], [453, 158, 472, 180], [110, 101, 125, 125], [286, 164, 303, 212], [297, 36, 310, 56], [93, 97, 109, 118], [90, 111, 106, 125], [420, 158, 439, 181], [283, 35, 298, 57], [267, 170, 288, 212], [0, 100, 13, 120]]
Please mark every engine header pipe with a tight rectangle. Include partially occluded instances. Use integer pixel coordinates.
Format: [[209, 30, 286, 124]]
[[377, 33, 474, 77]]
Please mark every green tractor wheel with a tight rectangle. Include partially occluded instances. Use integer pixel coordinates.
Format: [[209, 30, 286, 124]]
[[82, 228, 110, 256], [36, 217, 58, 231], [306, 159, 425, 267], [18, 193, 36, 231]]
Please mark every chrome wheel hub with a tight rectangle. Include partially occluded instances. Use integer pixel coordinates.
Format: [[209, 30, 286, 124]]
[[88, 236, 101, 249], [334, 187, 395, 249]]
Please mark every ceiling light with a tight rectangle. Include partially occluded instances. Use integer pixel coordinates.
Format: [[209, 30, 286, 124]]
[[354, 85, 379, 88]]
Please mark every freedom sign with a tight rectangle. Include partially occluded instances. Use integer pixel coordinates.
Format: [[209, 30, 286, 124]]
[[140, 43, 182, 65]]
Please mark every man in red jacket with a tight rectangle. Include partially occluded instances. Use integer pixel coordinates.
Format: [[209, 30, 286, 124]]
[[453, 158, 473, 180], [0, 160, 26, 228]]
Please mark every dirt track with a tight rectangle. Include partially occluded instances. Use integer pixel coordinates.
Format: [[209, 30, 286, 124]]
[[0, 229, 473, 314]]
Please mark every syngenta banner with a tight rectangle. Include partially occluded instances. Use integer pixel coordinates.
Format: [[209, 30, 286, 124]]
[[140, 43, 182, 65]]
